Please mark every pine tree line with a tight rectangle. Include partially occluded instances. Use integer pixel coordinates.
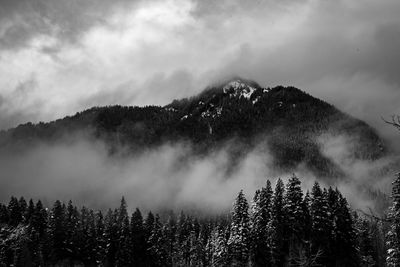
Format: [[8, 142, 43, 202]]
[[0, 174, 395, 266]]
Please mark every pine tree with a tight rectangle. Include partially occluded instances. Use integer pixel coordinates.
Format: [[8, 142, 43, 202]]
[[205, 222, 214, 263], [270, 178, 287, 266], [95, 211, 107, 266], [285, 174, 305, 264], [0, 203, 9, 223], [144, 211, 155, 240], [131, 208, 146, 266], [27, 227, 45, 266], [176, 211, 192, 265], [18, 197, 27, 223], [228, 190, 250, 266], [72, 206, 85, 261], [387, 173, 400, 266], [356, 216, 376, 267], [30, 200, 47, 236], [371, 220, 387, 267], [104, 208, 118, 266], [28, 200, 48, 264], [148, 214, 170, 266], [115, 197, 132, 266], [211, 225, 229, 267], [163, 212, 177, 265], [8, 196, 22, 226], [65, 200, 79, 260], [82, 209, 97, 265], [25, 199, 35, 225], [326, 187, 339, 265], [196, 224, 210, 266], [310, 182, 331, 266], [48, 200, 67, 263], [186, 227, 205, 266], [250, 180, 273, 266], [302, 191, 312, 242], [334, 190, 358, 266], [144, 211, 155, 265]]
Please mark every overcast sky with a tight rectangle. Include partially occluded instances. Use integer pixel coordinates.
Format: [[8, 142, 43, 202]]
[[0, 0, 400, 143]]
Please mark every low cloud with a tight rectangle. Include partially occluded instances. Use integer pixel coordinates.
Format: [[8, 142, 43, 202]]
[[0, 136, 280, 213], [318, 133, 397, 213], [0, 131, 396, 214]]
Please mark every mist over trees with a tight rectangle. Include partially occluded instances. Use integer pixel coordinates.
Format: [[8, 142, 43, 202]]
[[0, 175, 391, 266], [0, 82, 386, 180]]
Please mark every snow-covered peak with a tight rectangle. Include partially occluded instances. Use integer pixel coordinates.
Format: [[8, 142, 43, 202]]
[[222, 80, 257, 99]]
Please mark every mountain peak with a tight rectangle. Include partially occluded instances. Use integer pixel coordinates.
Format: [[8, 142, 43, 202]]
[[222, 79, 257, 99], [206, 77, 264, 102], [219, 77, 261, 89]]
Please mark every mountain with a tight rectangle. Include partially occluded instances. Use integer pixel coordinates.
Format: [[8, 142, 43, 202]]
[[0, 78, 386, 178]]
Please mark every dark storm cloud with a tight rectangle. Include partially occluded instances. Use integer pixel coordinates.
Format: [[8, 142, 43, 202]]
[[0, 0, 139, 50]]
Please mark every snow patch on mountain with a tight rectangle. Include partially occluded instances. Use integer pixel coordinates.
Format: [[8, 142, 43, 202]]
[[201, 107, 223, 119], [223, 80, 256, 100], [164, 107, 177, 112], [252, 96, 260, 104]]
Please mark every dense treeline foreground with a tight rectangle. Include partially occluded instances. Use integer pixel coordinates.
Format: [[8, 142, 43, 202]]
[[0, 174, 399, 266]]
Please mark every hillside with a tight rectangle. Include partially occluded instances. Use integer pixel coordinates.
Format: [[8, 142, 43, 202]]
[[0, 78, 386, 178]]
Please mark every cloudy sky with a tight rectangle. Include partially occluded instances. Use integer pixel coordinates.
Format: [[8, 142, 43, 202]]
[[1, 0, 400, 143]]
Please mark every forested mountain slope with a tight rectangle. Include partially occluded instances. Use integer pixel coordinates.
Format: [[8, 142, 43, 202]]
[[0, 78, 386, 179]]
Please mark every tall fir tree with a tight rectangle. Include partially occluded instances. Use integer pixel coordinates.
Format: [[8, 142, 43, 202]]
[[285, 174, 305, 264], [143, 211, 155, 265], [387, 173, 400, 266], [228, 190, 251, 267], [302, 190, 312, 242], [18, 197, 27, 223], [131, 208, 146, 266], [332, 190, 358, 266], [65, 200, 79, 260], [30, 200, 47, 236], [95, 211, 107, 265], [82, 209, 98, 265], [326, 187, 339, 265], [356, 216, 376, 267], [176, 212, 193, 265], [210, 225, 229, 267], [104, 208, 118, 266], [25, 199, 35, 225], [144, 211, 155, 240], [250, 180, 273, 266], [48, 200, 67, 263], [269, 178, 287, 267], [148, 214, 170, 267], [115, 197, 132, 266], [163, 212, 177, 265], [0, 203, 9, 223], [310, 182, 331, 266], [8, 196, 22, 226]]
